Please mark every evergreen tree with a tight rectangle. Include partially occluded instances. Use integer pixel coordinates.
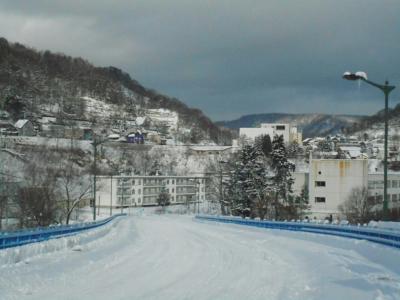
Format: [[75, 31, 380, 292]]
[[255, 134, 272, 157], [271, 135, 295, 219], [226, 144, 270, 218], [227, 145, 255, 217]]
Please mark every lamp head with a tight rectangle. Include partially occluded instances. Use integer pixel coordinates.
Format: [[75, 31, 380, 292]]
[[343, 71, 367, 81]]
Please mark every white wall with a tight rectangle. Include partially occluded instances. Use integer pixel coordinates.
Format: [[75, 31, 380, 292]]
[[260, 123, 290, 142], [239, 128, 274, 141], [309, 159, 368, 219]]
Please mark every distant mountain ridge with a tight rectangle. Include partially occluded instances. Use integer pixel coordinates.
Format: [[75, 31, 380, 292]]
[[216, 113, 365, 138], [344, 103, 400, 133]]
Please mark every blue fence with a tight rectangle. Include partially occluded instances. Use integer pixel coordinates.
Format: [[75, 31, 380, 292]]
[[195, 215, 400, 249], [0, 214, 126, 250]]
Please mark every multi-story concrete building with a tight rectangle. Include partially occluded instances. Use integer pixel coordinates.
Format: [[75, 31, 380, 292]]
[[96, 175, 207, 208], [368, 172, 400, 210], [307, 158, 369, 219], [239, 123, 302, 145], [304, 158, 400, 219]]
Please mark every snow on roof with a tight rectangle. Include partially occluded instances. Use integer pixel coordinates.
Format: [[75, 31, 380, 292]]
[[14, 119, 29, 129], [108, 134, 120, 139], [135, 117, 146, 126], [0, 110, 10, 118], [339, 146, 361, 158], [189, 146, 232, 152]]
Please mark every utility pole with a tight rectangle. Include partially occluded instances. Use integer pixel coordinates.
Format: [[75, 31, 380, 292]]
[[110, 175, 113, 216], [92, 141, 97, 221], [91, 136, 104, 221]]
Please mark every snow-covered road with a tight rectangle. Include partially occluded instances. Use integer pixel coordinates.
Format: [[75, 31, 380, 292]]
[[1, 215, 400, 300]]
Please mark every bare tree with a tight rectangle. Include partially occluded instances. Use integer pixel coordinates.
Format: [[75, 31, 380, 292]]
[[57, 165, 92, 224], [338, 187, 377, 223], [17, 163, 60, 228], [157, 186, 171, 213], [203, 155, 233, 215], [253, 191, 274, 220]]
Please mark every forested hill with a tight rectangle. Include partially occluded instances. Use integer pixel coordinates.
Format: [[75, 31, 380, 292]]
[[217, 113, 364, 138], [0, 37, 233, 144], [343, 103, 400, 135]]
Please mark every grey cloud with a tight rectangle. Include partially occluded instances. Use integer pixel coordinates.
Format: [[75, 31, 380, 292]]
[[0, 0, 399, 121]]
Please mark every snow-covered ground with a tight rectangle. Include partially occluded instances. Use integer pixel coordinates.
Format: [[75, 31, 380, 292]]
[[1, 215, 400, 300]]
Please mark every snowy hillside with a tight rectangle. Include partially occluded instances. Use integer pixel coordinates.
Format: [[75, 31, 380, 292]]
[[0, 37, 233, 144]]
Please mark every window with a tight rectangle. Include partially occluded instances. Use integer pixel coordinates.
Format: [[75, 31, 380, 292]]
[[276, 125, 285, 130], [368, 181, 375, 189], [315, 197, 326, 203], [315, 181, 326, 187], [167, 180, 169, 184], [392, 180, 398, 188], [132, 189, 135, 194], [132, 179, 135, 185], [172, 188, 174, 193], [138, 189, 141, 194], [392, 194, 398, 202]]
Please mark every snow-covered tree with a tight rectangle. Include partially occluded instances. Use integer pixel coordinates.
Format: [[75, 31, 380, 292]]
[[255, 134, 272, 157], [270, 135, 295, 219], [226, 144, 271, 218]]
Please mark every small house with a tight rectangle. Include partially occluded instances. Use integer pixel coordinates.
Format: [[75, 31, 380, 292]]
[[14, 119, 35, 136], [127, 131, 144, 144]]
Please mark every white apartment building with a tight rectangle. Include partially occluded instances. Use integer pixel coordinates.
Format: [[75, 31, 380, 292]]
[[239, 123, 302, 145], [96, 175, 207, 208], [308, 158, 369, 219], [368, 173, 400, 210], [304, 158, 400, 219]]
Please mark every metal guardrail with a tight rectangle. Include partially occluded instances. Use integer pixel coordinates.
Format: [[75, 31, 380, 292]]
[[0, 214, 126, 250], [195, 215, 400, 249]]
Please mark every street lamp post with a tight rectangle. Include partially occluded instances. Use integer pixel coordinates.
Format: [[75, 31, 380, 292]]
[[343, 72, 396, 220]]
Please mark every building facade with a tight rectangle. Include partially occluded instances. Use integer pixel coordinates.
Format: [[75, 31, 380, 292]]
[[308, 158, 369, 219], [305, 158, 400, 219], [239, 123, 302, 145], [96, 175, 207, 208], [368, 173, 400, 210]]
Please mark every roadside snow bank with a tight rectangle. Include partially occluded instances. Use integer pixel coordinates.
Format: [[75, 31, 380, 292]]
[[369, 221, 400, 231], [0, 217, 122, 266]]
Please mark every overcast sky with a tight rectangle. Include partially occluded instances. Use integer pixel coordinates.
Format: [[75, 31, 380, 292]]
[[1, 0, 400, 121]]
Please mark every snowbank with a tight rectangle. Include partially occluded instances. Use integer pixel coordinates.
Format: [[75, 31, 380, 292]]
[[369, 221, 400, 231], [0, 217, 122, 266]]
